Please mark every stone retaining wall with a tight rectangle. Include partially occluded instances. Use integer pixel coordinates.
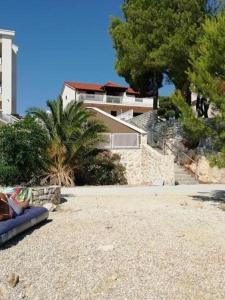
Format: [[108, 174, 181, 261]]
[[141, 145, 175, 185], [31, 186, 61, 206], [112, 148, 143, 185], [112, 142, 175, 186], [189, 156, 225, 184]]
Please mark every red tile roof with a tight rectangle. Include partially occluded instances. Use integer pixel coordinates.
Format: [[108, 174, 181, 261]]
[[65, 82, 103, 92], [127, 87, 139, 95], [65, 81, 140, 95], [103, 81, 127, 89]]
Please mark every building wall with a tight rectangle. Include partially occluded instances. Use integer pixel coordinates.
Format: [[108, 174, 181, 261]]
[[1, 36, 12, 114], [123, 93, 153, 106], [83, 102, 152, 115], [91, 109, 143, 133], [61, 85, 76, 109], [0, 30, 17, 115], [112, 148, 143, 184], [112, 137, 175, 185], [61, 85, 154, 115], [12, 47, 17, 114]]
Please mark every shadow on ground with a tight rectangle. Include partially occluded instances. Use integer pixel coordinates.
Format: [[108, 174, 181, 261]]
[[0, 219, 52, 250], [61, 194, 76, 201], [190, 190, 225, 203], [60, 197, 68, 204]]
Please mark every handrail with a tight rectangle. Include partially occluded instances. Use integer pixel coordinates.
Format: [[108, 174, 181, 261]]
[[162, 139, 199, 180], [163, 141, 197, 165], [148, 118, 199, 180]]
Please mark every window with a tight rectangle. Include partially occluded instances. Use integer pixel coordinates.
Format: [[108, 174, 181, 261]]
[[111, 111, 117, 116], [133, 112, 141, 117]]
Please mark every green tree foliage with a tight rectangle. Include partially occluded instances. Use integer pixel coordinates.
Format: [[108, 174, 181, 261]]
[[109, 0, 215, 105], [0, 117, 49, 185], [158, 96, 180, 120], [187, 10, 225, 166], [29, 98, 107, 186], [172, 91, 210, 148]]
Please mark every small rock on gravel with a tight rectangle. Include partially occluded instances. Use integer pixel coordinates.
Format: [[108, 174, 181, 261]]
[[6, 273, 19, 288]]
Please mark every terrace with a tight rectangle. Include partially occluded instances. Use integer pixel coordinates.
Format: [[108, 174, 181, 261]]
[[77, 92, 153, 107]]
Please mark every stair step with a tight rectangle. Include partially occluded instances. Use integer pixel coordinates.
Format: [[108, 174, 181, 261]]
[[175, 175, 197, 179], [174, 163, 199, 185]]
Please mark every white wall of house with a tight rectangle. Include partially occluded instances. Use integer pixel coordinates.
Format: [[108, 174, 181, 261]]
[[61, 84, 76, 109], [61, 84, 154, 108], [0, 29, 18, 115], [123, 93, 153, 106]]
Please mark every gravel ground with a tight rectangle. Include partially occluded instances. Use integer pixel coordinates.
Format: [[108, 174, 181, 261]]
[[1, 184, 225, 299]]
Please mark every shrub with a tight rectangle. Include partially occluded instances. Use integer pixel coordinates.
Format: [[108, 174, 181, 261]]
[[0, 163, 20, 186], [76, 151, 127, 186], [0, 116, 49, 185]]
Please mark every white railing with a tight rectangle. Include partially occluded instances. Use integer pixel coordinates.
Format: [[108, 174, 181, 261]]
[[117, 109, 134, 121], [135, 97, 143, 102], [0, 57, 2, 64], [78, 93, 104, 102], [99, 133, 140, 149], [75, 92, 153, 107], [106, 95, 122, 104], [0, 86, 2, 94]]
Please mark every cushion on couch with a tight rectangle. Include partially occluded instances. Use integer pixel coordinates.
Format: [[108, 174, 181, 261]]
[[0, 206, 49, 245]]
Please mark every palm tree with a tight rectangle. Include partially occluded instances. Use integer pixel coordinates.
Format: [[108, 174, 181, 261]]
[[29, 98, 106, 186]]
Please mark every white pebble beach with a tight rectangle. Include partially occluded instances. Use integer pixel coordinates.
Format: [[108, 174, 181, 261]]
[[1, 184, 225, 300]]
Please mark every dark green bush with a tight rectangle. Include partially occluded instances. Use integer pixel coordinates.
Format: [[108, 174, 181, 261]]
[[76, 151, 127, 185], [0, 163, 20, 186], [0, 116, 49, 185]]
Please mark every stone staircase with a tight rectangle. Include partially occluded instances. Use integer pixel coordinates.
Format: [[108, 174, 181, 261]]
[[174, 164, 199, 185]]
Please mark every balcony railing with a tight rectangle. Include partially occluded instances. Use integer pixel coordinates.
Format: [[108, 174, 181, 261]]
[[135, 97, 143, 102], [106, 95, 122, 104], [76, 92, 152, 107], [0, 58, 2, 64], [0, 86, 2, 94], [78, 93, 103, 102], [99, 133, 140, 149]]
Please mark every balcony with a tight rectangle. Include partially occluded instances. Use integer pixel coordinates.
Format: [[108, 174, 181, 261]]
[[106, 95, 122, 104], [135, 97, 143, 102], [78, 93, 104, 102], [77, 92, 153, 107]]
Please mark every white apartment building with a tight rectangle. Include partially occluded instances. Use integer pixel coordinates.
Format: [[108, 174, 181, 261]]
[[0, 29, 18, 115], [61, 81, 154, 120]]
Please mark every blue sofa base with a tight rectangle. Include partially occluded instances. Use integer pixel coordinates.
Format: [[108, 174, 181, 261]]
[[0, 207, 49, 245]]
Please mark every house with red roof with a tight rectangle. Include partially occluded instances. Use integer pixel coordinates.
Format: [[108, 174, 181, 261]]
[[61, 81, 154, 120]]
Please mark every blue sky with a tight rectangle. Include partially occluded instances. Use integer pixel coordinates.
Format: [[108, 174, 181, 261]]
[[1, 0, 174, 114]]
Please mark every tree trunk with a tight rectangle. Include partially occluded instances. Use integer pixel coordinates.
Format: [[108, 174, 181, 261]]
[[181, 81, 192, 105], [153, 72, 159, 110]]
